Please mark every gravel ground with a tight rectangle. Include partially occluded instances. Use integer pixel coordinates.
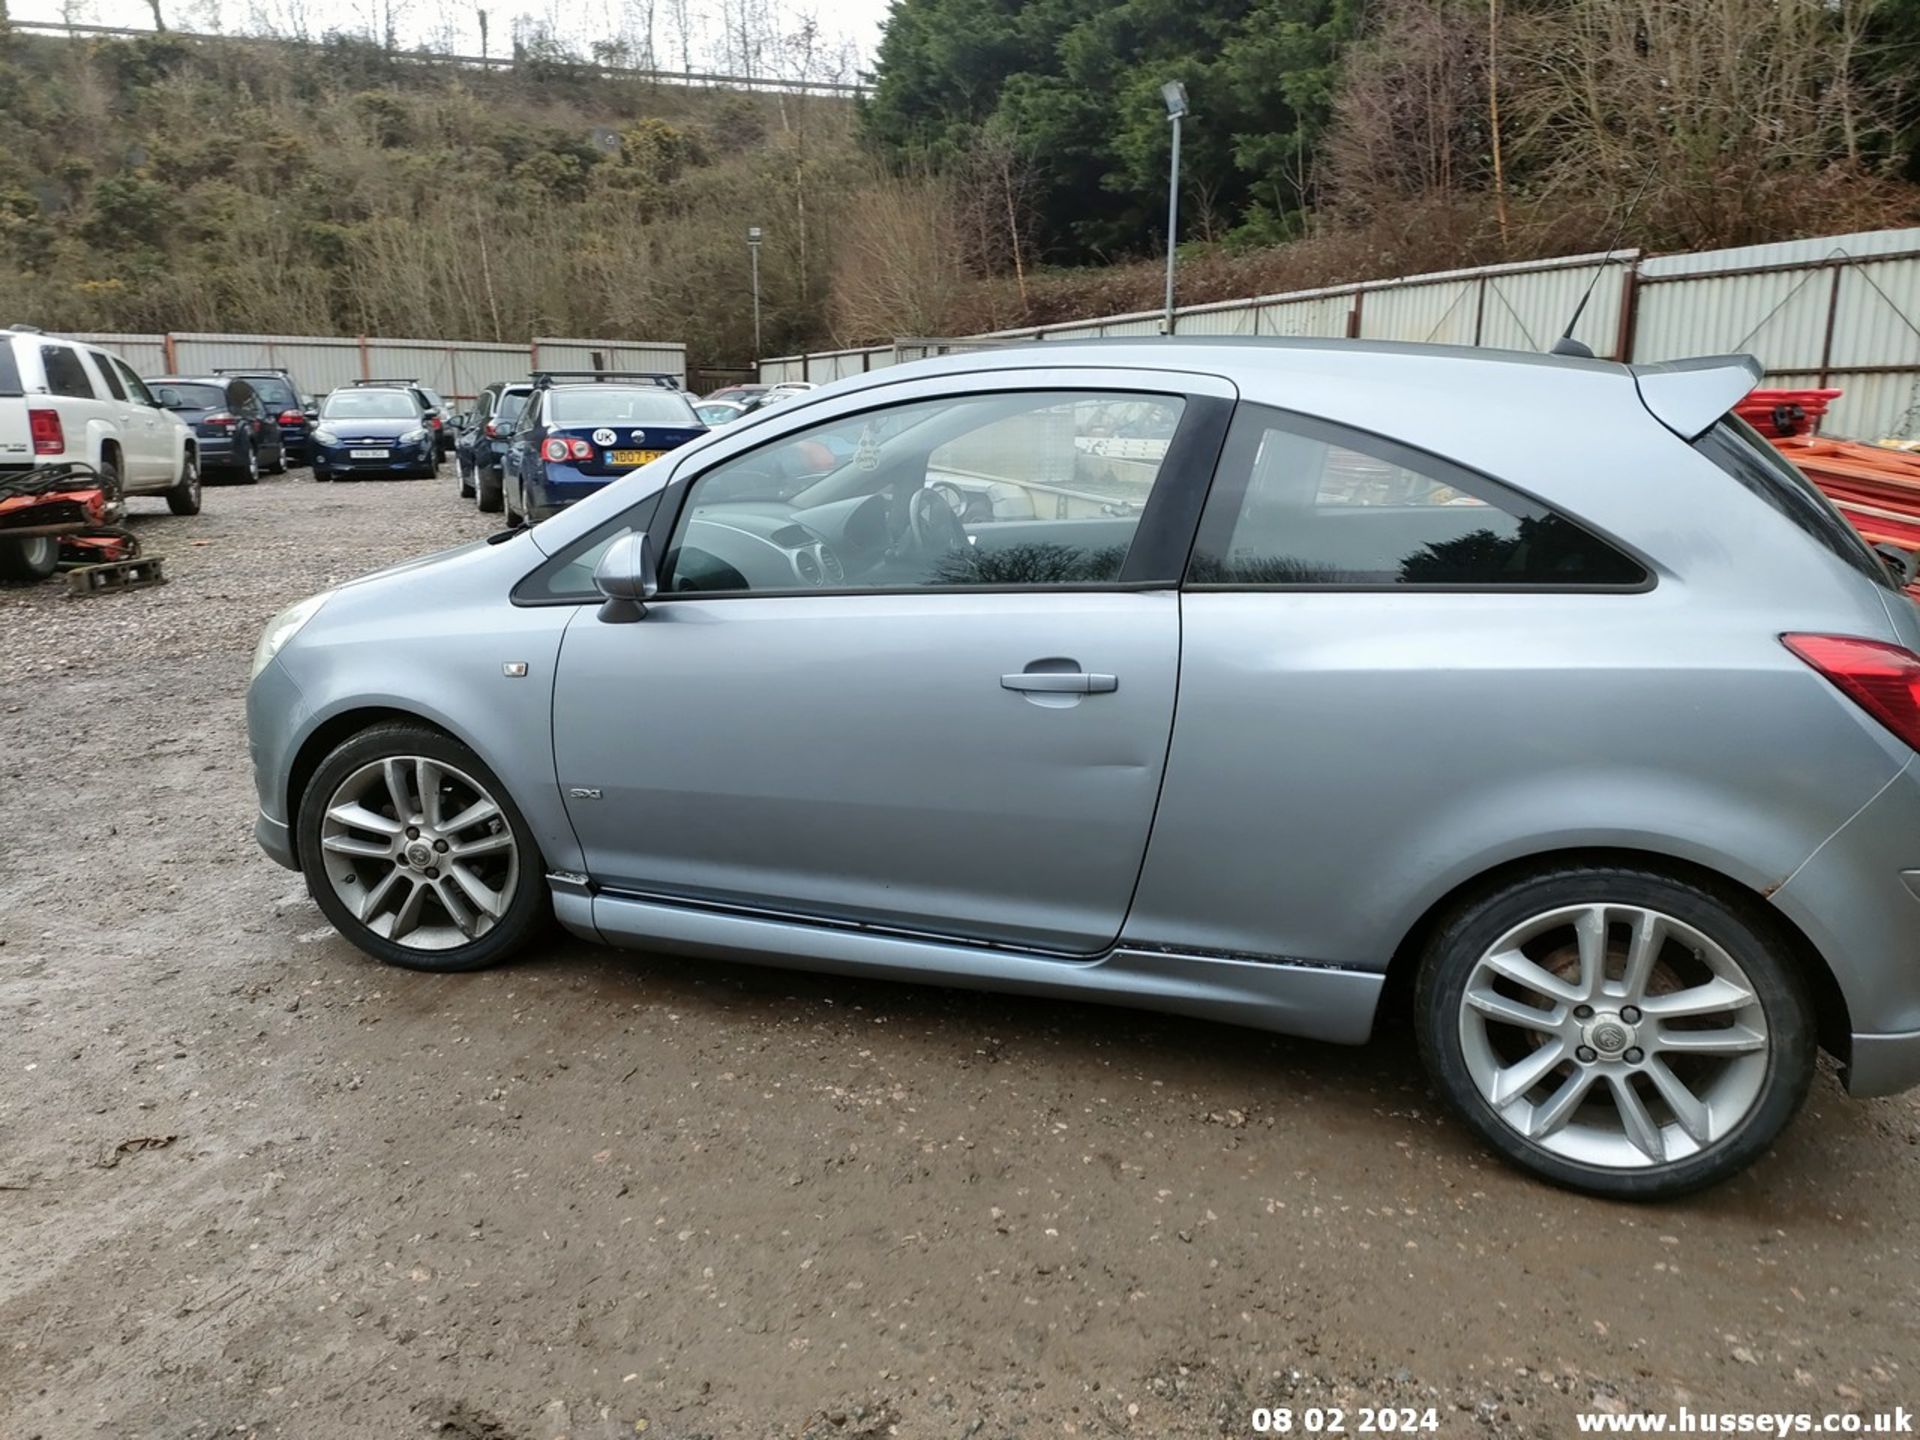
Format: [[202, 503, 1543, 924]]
[[2, 471, 1919, 1440]]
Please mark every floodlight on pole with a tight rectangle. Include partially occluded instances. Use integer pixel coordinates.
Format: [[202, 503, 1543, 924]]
[[1160, 82, 1188, 334]]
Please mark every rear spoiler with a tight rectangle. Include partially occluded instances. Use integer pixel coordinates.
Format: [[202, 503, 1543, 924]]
[[1632, 355, 1764, 441]]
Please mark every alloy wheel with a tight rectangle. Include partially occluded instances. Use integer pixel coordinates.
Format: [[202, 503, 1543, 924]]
[[318, 755, 520, 952], [1456, 903, 1770, 1169]]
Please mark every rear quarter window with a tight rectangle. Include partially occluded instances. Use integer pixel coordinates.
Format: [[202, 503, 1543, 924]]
[[0, 345, 22, 397], [40, 344, 97, 399], [1695, 417, 1894, 590]]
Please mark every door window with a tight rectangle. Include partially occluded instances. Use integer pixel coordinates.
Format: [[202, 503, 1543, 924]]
[[1188, 406, 1646, 588], [95, 355, 128, 401], [40, 344, 97, 399], [662, 390, 1187, 594], [114, 360, 155, 406]]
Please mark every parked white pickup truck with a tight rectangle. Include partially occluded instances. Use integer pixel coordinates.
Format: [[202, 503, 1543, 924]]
[[0, 325, 201, 581]]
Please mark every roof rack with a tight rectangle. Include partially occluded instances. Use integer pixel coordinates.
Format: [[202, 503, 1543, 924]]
[[352, 377, 423, 387], [211, 366, 293, 375], [531, 369, 680, 390], [7, 323, 45, 333]]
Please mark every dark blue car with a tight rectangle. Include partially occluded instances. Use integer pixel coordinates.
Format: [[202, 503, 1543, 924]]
[[309, 383, 440, 482], [501, 372, 705, 525], [214, 368, 312, 464]]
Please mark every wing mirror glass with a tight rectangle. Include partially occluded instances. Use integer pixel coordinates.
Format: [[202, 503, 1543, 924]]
[[593, 531, 659, 623]]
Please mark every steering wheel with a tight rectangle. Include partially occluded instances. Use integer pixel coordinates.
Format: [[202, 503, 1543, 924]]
[[906, 486, 968, 557]]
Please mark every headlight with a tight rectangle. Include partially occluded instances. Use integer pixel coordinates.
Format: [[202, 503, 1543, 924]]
[[400, 427, 428, 444], [250, 593, 330, 681], [312, 427, 338, 445]]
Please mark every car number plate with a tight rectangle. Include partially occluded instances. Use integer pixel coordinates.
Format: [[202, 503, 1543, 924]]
[[610, 449, 663, 466], [349, 448, 389, 459]]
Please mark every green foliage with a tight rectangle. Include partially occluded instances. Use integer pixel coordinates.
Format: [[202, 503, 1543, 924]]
[[863, 0, 1360, 260]]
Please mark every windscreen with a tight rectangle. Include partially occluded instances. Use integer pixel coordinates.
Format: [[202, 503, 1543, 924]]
[[154, 382, 225, 410], [242, 376, 297, 408], [323, 389, 418, 420], [546, 387, 696, 426]]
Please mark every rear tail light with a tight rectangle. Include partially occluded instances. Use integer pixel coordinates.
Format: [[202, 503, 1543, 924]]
[[483, 421, 499, 437], [542, 437, 594, 463], [277, 409, 303, 425], [428, 415, 443, 429], [28, 407, 63, 454], [1783, 633, 1920, 750], [205, 411, 237, 430], [568, 437, 593, 460]]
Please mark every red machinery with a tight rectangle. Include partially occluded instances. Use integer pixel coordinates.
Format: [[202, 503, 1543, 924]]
[[1746, 388, 1920, 596], [0, 463, 161, 593]]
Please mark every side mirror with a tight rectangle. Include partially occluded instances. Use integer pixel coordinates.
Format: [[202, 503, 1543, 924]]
[[593, 531, 659, 623]]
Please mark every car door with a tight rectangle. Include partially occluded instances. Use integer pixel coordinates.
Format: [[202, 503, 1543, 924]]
[[88, 349, 166, 484], [503, 393, 539, 510], [548, 371, 1236, 955]]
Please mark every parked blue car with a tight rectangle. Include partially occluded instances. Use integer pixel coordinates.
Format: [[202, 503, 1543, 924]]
[[501, 372, 705, 525], [309, 383, 441, 482]]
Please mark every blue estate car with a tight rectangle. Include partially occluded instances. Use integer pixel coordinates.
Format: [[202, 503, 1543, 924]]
[[309, 383, 441, 482], [501, 372, 705, 525]]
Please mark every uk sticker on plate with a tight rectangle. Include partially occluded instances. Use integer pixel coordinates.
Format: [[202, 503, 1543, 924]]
[[349, 448, 388, 459]]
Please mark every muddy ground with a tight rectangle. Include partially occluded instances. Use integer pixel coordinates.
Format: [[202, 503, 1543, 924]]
[[1, 469, 1917, 1440]]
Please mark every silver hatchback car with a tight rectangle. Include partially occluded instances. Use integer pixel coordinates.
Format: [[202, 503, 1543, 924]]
[[248, 339, 1920, 1198]]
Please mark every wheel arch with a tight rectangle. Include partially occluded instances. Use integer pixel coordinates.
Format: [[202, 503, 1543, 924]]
[[284, 705, 456, 863], [1378, 845, 1853, 1065]]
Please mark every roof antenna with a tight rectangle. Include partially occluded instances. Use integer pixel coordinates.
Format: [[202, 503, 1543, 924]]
[[1550, 166, 1656, 358]]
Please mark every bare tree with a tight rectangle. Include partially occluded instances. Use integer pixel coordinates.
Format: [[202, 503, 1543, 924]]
[[1511, 0, 1904, 248]]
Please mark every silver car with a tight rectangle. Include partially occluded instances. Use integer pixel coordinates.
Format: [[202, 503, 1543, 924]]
[[247, 339, 1920, 1198]]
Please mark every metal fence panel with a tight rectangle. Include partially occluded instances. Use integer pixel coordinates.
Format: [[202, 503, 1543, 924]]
[[62, 331, 170, 372], [1477, 263, 1627, 357], [533, 337, 687, 384], [1632, 269, 1829, 368], [1360, 278, 1481, 347]]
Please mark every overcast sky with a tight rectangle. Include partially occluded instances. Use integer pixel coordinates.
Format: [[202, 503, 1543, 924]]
[[9, 0, 894, 76]]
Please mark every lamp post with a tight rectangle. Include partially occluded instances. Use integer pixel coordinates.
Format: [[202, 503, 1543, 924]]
[[1160, 80, 1188, 335], [746, 225, 763, 358]]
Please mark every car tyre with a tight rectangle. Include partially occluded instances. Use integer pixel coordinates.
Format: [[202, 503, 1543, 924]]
[[457, 455, 475, 499], [297, 723, 547, 973], [1415, 862, 1816, 1200], [0, 535, 60, 583], [237, 442, 260, 486], [165, 451, 203, 516], [265, 439, 287, 476], [476, 465, 503, 514], [95, 451, 125, 522]]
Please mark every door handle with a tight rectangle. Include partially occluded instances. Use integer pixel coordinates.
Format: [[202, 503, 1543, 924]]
[[1001, 671, 1118, 695]]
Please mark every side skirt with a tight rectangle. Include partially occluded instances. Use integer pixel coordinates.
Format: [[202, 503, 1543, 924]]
[[548, 877, 1383, 1046]]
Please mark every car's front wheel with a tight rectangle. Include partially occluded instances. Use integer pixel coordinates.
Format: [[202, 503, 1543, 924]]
[[1415, 864, 1815, 1199], [296, 724, 546, 972]]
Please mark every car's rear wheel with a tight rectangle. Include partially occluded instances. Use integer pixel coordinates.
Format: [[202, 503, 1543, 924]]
[[297, 723, 546, 972], [457, 455, 475, 499], [477, 465, 503, 513], [237, 442, 260, 485], [0, 535, 59, 583], [265, 439, 287, 475], [1415, 864, 1815, 1199], [166, 451, 202, 515]]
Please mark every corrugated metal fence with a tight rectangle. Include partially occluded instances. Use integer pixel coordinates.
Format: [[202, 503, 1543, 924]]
[[761, 227, 1920, 441], [57, 332, 688, 403]]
